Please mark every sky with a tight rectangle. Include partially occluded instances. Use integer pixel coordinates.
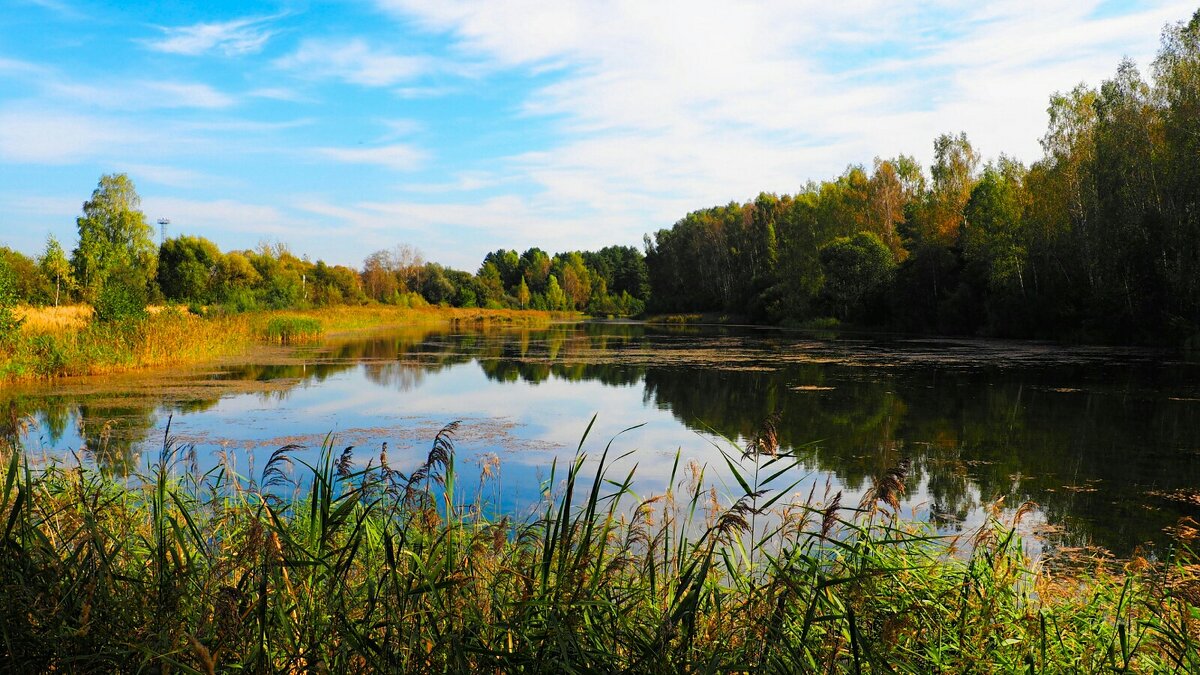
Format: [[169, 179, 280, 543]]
[[0, 0, 1194, 269]]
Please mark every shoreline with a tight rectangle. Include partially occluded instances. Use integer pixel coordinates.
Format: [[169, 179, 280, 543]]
[[0, 304, 564, 384]]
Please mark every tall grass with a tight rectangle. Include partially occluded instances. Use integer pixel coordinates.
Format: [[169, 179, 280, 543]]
[[262, 316, 323, 344], [0, 417, 1196, 672], [0, 309, 255, 380], [0, 305, 558, 383]]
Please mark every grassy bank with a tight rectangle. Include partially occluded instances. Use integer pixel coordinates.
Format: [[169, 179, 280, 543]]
[[0, 305, 558, 382], [0, 422, 1196, 672]]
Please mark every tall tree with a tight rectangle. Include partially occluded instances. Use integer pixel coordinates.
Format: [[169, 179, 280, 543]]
[[923, 132, 980, 245], [71, 174, 156, 301]]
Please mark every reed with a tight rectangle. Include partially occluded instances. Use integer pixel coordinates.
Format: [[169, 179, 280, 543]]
[[0, 418, 1196, 673], [262, 316, 323, 344], [0, 305, 558, 383]]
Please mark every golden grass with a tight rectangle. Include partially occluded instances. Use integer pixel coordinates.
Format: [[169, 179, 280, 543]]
[[1, 304, 566, 383], [270, 305, 563, 334], [14, 304, 93, 333]]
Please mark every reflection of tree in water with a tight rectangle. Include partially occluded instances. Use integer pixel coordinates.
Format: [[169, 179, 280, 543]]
[[644, 363, 1200, 553], [362, 363, 426, 391], [478, 359, 645, 387], [6, 324, 1199, 554]]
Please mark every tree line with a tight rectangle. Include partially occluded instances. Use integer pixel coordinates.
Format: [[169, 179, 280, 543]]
[[0, 173, 650, 322], [645, 11, 1200, 345]]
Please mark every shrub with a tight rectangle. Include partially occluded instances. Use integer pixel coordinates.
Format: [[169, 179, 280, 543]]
[[93, 270, 148, 323], [0, 257, 22, 346]]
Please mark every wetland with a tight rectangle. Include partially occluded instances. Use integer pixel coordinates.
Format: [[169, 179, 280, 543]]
[[8, 320, 1199, 557]]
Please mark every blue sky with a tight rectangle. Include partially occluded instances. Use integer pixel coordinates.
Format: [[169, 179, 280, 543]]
[[0, 0, 1192, 269]]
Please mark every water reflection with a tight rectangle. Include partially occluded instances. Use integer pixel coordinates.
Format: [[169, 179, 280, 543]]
[[5, 322, 1199, 555]]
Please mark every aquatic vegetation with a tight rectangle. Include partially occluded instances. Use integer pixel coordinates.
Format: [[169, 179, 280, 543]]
[[262, 316, 323, 344], [0, 418, 1195, 672]]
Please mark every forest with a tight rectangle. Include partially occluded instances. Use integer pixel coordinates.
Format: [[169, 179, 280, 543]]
[[647, 14, 1200, 346], [4, 13, 1200, 347]]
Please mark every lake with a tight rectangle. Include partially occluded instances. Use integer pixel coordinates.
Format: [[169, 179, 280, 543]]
[[6, 321, 1199, 556]]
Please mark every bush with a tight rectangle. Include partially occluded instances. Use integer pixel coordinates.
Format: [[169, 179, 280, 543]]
[[29, 334, 68, 376], [0, 258, 21, 346], [94, 272, 148, 323]]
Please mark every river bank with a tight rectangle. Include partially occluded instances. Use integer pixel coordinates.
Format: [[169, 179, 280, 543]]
[[0, 304, 559, 383]]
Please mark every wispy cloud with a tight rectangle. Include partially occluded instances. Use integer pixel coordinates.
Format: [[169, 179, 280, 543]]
[[46, 79, 236, 110], [116, 163, 231, 189], [0, 56, 50, 77], [142, 15, 279, 57], [276, 39, 426, 86], [139, 197, 299, 237], [370, 0, 1191, 260], [316, 144, 426, 170], [18, 0, 87, 20], [247, 87, 311, 102], [0, 108, 140, 163]]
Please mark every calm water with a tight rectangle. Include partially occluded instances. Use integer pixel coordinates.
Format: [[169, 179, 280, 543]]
[[6, 321, 1200, 556]]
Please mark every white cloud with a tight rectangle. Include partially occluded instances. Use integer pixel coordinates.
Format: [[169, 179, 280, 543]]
[[316, 144, 426, 170], [47, 79, 236, 110], [142, 16, 278, 56], [276, 39, 426, 86], [116, 163, 230, 189], [247, 87, 311, 102], [373, 0, 1191, 249], [139, 197, 298, 237], [0, 108, 137, 163]]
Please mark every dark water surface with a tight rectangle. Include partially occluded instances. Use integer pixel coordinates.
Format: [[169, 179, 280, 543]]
[[6, 321, 1200, 556]]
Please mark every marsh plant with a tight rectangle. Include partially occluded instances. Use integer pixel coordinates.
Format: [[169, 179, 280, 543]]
[[0, 415, 1197, 673]]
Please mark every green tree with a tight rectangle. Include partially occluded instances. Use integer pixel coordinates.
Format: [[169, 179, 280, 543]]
[[922, 132, 980, 246], [545, 274, 568, 311], [963, 160, 1029, 294], [519, 248, 552, 293], [213, 251, 261, 309], [516, 277, 531, 308], [476, 262, 505, 306], [1153, 11, 1200, 335], [420, 264, 456, 305], [0, 255, 21, 344], [158, 236, 222, 303], [39, 235, 73, 307], [93, 266, 148, 323], [818, 231, 896, 323], [0, 247, 44, 305], [482, 249, 521, 291], [71, 174, 157, 301]]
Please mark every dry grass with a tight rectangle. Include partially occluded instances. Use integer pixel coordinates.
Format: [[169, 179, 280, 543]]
[[0, 304, 564, 383], [14, 304, 93, 333], [268, 305, 562, 334]]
